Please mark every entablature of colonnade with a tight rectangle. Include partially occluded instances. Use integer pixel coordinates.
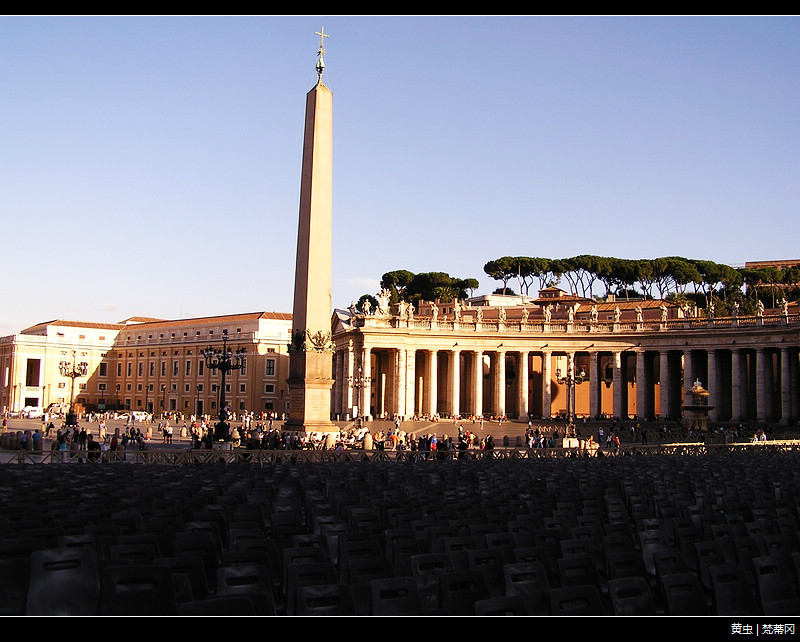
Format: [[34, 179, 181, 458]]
[[333, 314, 800, 354]]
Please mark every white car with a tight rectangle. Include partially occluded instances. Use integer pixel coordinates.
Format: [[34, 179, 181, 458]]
[[118, 411, 152, 422], [22, 406, 44, 419]]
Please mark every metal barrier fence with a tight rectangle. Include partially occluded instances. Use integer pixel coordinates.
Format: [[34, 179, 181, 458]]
[[2, 440, 799, 465]]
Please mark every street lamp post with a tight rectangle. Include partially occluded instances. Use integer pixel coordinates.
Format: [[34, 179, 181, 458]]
[[347, 367, 372, 425], [201, 329, 246, 442], [555, 356, 587, 437], [59, 351, 88, 427]]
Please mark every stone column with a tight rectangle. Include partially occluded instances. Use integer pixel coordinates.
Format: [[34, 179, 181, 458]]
[[426, 349, 438, 419], [730, 349, 741, 422], [757, 348, 767, 423], [613, 351, 623, 420], [395, 348, 407, 419], [542, 351, 552, 419], [659, 351, 670, 420], [333, 349, 344, 418], [707, 349, 718, 422], [683, 349, 693, 411], [635, 350, 646, 420], [449, 349, 461, 417], [589, 351, 599, 419], [472, 350, 483, 418], [781, 347, 791, 424], [405, 349, 416, 419], [361, 346, 372, 421], [345, 342, 355, 418], [517, 351, 529, 420], [495, 350, 506, 417]]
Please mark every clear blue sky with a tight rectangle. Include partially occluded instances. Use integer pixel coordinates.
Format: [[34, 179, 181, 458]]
[[2, 15, 799, 336]]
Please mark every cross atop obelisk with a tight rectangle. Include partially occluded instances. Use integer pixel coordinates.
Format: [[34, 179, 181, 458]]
[[285, 29, 336, 433], [315, 27, 329, 81]]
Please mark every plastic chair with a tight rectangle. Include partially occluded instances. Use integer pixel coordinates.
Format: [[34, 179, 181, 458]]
[[370, 576, 424, 616], [98, 564, 177, 616], [503, 561, 550, 616], [343, 556, 394, 615], [284, 562, 338, 616], [608, 576, 656, 615], [410, 553, 453, 611], [549, 584, 605, 616], [216, 564, 276, 615], [438, 570, 490, 616], [752, 555, 799, 609], [709, 563, 760, 616], [26, 547, 100, 616]]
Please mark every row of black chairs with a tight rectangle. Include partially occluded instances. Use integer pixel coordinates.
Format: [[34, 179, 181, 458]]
[[1, 449, 799, 615]]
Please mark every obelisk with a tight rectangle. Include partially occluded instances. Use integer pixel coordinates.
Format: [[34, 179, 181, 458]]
[[285, 28, 336, 433]]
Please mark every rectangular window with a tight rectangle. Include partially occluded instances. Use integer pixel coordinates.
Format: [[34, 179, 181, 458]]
[[199, 361, 204, 376], [127, 363, 132, 377], [173, 361, 179, 376], [161, 362, 166, 377], [149, 362, 155, 377], [265, 384, 275, 394], [117, 363, 122, 377], [265, 359, 275, 376], [197, 383, 204, 392], [185, 360, 191, 376], [99, 363, 108, 377], [25, 359, 41, 387], [138, 362, 143, 377], [239, 384, 246, 394]]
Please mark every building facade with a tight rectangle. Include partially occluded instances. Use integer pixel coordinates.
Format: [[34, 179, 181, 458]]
[[0, 312, 292, 419]]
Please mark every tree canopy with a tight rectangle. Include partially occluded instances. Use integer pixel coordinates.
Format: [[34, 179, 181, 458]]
[[378, 270, 480, 305], [481, 255, 800, 309]]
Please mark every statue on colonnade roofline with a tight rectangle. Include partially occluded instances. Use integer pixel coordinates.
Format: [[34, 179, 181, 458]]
[[614, 306, 621, 323], [376, 289, 391, 316], [590, 305, 598, 323], [543, 306, 552, 323]]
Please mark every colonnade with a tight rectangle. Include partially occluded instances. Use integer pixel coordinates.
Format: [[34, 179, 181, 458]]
[[332, 341, 800, 425]]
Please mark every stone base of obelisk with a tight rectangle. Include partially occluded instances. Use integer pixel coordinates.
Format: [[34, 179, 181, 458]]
[[283, 350, 337, 433]]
